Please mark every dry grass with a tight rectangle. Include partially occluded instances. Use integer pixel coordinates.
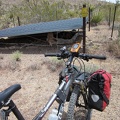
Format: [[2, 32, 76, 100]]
[[107, 38, 120, 57], [42, 57, 64, 72], [0, 59, 20, 71], [27, 62, 42, 71]]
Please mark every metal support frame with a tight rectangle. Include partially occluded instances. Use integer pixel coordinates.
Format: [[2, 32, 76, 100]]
[[88, 7, 91, 31], [111, 4, 117, 38], [83, 4, 87, 53]]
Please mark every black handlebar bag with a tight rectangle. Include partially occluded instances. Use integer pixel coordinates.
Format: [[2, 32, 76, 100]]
[[87, 70, 112, 111]]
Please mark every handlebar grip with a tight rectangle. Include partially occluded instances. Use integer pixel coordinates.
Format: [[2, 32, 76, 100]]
[[89, 55, 107, 60], [44, 53, 61, 57], [79, 54, 106, 60]]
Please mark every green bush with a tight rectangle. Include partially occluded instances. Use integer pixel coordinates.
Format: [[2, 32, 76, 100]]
[[12, 50, 22, 61], [91, 12, 103, 25]]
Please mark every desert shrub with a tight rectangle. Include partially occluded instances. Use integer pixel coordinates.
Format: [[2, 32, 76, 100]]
[[0, 59, 20, 70], [107, 38, 120, 57], [27, 63, 41, 71], [115, 3, 120, 22], [89, 4, 95, 12], [0, 62, 2, 69], [8, 60, 20, 70], [118, 25, 120, 37], [42, 58, 64, 72], [82, 63, 100, 73], [0, 55, 3, 60], [2, 60, 20, 70], [91, 12, 103, 25], [12, 50, 22, 61]]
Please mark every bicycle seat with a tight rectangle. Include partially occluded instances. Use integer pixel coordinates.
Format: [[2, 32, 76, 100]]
[[0, 84, 21, 108]]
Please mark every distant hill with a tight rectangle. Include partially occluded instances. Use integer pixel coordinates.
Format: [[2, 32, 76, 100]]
[[2, 0, 21, 5], [0, 0, 117, 30], [2, 0, 109, 6]]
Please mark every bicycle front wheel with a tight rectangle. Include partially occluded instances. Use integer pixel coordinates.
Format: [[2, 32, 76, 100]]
[[66, 86, 92, 120], [0, 110, 7, 120], [66, 85, 79, 120]]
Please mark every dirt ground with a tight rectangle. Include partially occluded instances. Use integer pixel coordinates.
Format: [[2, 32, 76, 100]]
[[0, 25, 120, 120]]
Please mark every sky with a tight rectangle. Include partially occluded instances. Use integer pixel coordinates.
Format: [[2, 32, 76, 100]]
[[100, 0, 119, 3], [106, 0, 116, 3]]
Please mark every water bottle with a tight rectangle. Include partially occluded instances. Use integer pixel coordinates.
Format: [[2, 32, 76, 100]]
[[48, 109, 59, 120]]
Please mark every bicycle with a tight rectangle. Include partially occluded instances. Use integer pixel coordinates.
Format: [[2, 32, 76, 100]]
[[0, 42, 106, 120]]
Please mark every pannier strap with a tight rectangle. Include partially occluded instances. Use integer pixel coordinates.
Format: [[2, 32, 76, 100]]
[[100, 91, 109, 105], [98, 73, 109, 105]]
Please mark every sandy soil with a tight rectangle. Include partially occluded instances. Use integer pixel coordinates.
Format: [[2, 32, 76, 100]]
[[0, 25, 120, 120]]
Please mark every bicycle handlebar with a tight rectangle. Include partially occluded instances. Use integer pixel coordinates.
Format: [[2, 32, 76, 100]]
[[79, 54, 106, 60], [44, 53, 106, 60], [45, 53, 61, 57]]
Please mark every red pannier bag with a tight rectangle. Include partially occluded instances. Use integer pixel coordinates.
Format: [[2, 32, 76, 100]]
[[88, 70, 112, 111]]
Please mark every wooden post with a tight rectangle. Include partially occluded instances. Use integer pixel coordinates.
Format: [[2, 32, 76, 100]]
[[82, 4, 87, 53], [108, 7, 111, 27], [17, 16, 21, 26], [88, 7, 91, 31], [12, 17, 15, 27], [111, 4, 117, 38]]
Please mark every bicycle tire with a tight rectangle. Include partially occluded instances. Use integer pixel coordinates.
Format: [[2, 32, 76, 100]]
[[66, 86, 92, 120], [66, 85, 79, 120], [0, 110, 7, 120]]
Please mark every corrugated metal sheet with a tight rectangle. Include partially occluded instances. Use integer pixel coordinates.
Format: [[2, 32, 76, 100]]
[[0, 18, 83, 38]]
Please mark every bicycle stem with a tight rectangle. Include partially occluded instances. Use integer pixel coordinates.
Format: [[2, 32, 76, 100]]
[[66, 55, 73, 67]]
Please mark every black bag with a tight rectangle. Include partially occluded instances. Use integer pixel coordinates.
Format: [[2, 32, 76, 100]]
[[88, 70, 112, 111]]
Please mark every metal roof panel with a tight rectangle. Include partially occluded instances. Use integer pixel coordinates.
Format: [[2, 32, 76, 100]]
[[0, 18, 83, 38]]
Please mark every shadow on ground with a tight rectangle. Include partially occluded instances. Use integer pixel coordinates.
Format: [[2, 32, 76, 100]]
[[0, 45, 61, 54]]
